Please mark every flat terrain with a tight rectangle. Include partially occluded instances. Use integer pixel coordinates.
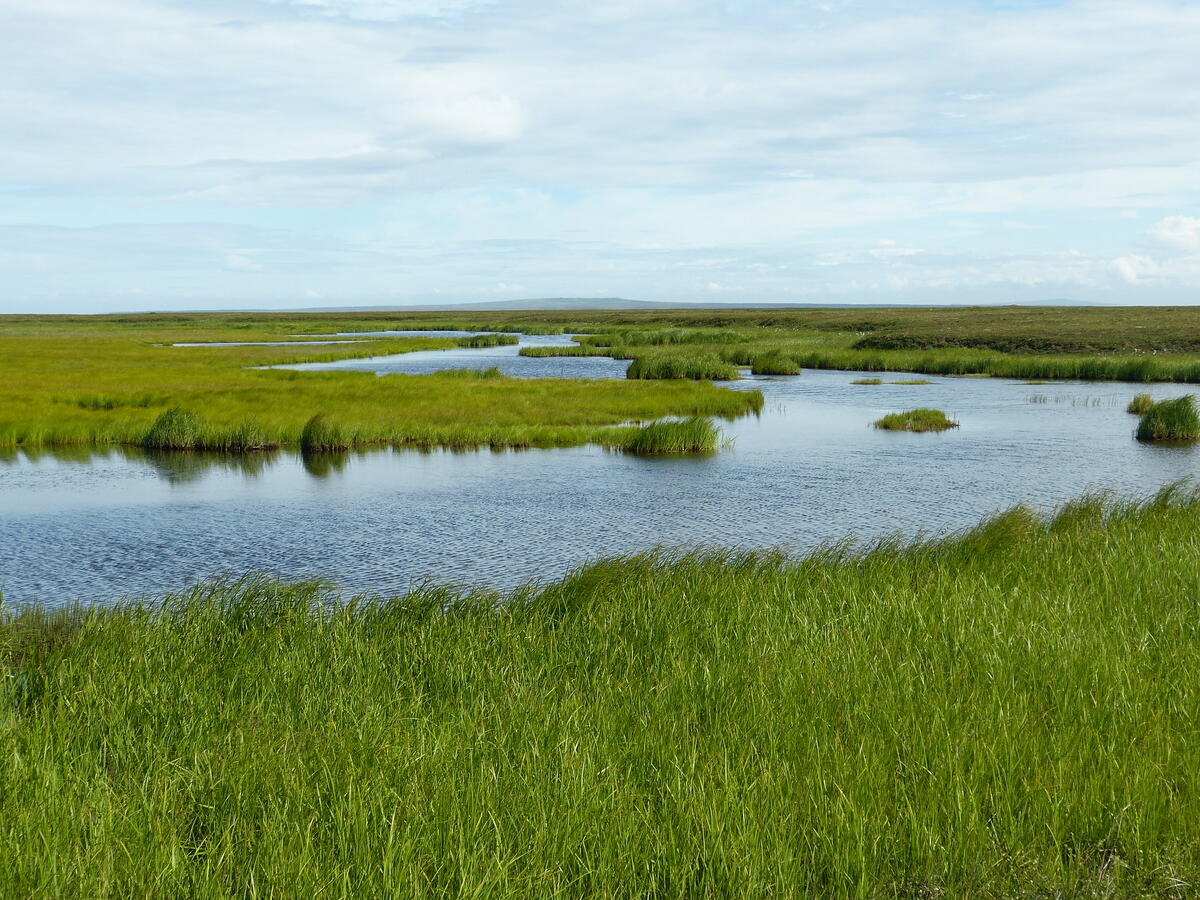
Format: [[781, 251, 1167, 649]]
[[0, 315, 760, 451], [5, 305, 1200, 453]]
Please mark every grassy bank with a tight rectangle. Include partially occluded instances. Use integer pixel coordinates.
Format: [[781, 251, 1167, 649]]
[[0, 318, 762, 452], [4, 487, 1200, 896]]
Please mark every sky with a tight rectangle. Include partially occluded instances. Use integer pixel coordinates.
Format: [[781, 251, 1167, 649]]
[[1, 0, 1199, 312]]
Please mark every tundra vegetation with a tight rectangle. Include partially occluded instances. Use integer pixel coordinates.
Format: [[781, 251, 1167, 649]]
[[3, 487, 1200, 896], [0, 316, 761, 454]]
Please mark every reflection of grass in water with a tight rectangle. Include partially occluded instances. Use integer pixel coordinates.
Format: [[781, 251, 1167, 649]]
[[873, 408, 959, 432], [5, 486, 1200, 895], [1136, 395, 1200, 443]]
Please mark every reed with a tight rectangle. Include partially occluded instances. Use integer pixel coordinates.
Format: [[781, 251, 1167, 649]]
[[873, 408, 959, 432]]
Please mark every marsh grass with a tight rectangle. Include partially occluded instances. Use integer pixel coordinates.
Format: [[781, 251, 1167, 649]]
[[299, 414, 351, 453], [874, 408, 959, 432], [142, 407, 204, 450], [851, 378, 883, 385], [436, 366, 504, 378], [625, 354, 739, 381], [622, 416, 721, 455], [891, 378, 933, 385], [749, 352, 802, 376], [1135, 395, 1200, 443], [1127, 393, 1155, 415], [4, 488, 1200, 895], [0, 319, 761, 453]]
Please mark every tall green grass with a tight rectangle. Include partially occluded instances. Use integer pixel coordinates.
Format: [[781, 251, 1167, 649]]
[[622, 416, 721, 455], [748, 351, 801, 376], [1135, 395, 1200, 443], [625, 354, 739, 381], [4, 487, 1200, 895]]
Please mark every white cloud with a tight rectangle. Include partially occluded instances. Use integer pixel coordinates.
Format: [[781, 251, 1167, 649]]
[[1152, 216, 1200, 253], [1112, 255, 1158, 285]]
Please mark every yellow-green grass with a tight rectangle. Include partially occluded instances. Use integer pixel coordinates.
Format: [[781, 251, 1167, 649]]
[[4, 487, 1200, 895], [0, 318, 762, 452], [1128, 393, 1155, 415], [851, 377, 883, 385], [874, 408, 959, 432]]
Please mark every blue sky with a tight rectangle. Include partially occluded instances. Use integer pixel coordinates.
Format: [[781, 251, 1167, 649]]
[[2, 0, 1198, 312]]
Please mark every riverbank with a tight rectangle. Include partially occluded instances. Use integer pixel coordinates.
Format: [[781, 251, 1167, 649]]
[[3, 486, 1199, 896]]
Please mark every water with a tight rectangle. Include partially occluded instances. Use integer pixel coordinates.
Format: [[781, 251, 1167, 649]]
[[2, 335, 1197, 605]]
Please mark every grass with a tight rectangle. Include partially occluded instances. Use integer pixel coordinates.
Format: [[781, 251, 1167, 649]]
[[891, 378, 933, 385], [851, 378, 883, 385], [621, 416, 722, 455], [748, 352, 802, 376], [625, 353, 739, 381], [874, 408, 959, 432], [1135, 395, 1200, 443], [4, 486, 1200, 895], [1128, 392, 1155, 414], [0, 317, 762, 452]]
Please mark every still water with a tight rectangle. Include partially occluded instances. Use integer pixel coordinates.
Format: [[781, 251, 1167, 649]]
[[2, 333, 1196, 605]]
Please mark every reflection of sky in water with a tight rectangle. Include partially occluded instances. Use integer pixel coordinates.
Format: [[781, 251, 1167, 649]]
[[3, 334, 1198, 605]]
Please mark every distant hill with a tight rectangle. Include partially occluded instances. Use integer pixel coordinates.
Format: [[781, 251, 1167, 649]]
[[305, 297, 1110, 313]]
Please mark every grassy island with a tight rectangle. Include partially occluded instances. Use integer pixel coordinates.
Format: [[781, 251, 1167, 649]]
[[873, 408, 959, 432]]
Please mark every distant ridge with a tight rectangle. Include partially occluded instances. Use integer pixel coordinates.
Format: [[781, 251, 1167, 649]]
[[301, 297, 1109, 313]]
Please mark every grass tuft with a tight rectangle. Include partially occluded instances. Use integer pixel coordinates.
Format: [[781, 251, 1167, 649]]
[[299, 414, 350, 453], [749, 352, 802, 376], [625, 354, 738, 381], [873, 408, 959, 432], [1135, 395, 1200, 443], [142, 407, 204, 450], [623, 416, 721, 454], [1127, 392, 1155, 415], [852, 378, 883, 385]]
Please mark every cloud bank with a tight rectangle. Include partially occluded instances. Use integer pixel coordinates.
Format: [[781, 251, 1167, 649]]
[[1, 0, 1198, 310]]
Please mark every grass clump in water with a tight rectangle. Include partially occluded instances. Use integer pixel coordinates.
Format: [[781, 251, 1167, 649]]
[[299, 414, 350, 452], [142, 407, 204, 450], [436, 366, 503, 378], [874, 408, 959, 432], [623, 416, 720, 454], [891, 379, 933, 385], [625, 354, 738, 381], [1127, 392, 1155, 415], [1135, 395, 1200, 443], [852, 378, 883, 385], [749, 352, 801, 376]]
